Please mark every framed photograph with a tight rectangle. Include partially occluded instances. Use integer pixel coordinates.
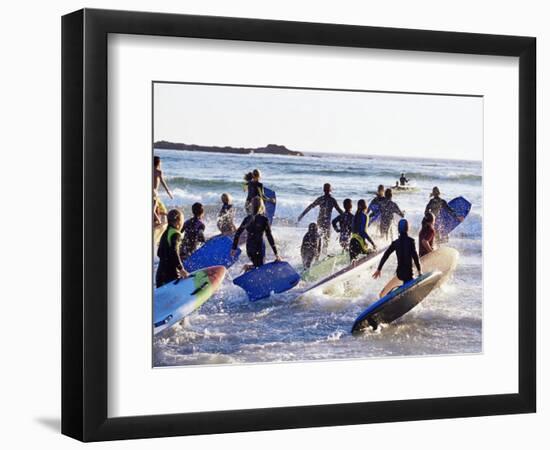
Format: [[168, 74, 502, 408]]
[[62, 9, 536, 442]]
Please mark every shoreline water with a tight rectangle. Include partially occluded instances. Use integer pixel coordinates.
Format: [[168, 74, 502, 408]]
[[153, 148, 482, 367]]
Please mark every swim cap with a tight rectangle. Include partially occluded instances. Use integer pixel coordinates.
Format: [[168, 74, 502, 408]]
[[398, 219, 409, 234]]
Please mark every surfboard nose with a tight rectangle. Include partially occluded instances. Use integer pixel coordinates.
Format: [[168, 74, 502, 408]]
[[204, 265, 227, 288]]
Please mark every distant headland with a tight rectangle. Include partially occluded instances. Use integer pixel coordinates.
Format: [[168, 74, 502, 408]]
[[154, 141, 304, 157]]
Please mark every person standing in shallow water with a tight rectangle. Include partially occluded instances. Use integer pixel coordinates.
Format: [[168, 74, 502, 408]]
[[180, 202, 206, 260], [349, 199, 377, 262], [424, 186, 463, 243], [301, 223, 322, 270], [156, 209, 189, 288], [297, 183, 344, 254], [418, 212, 436, 257], [231, 196, 281, 271], [217, 193, 236, 235], [332, 198, 354, 251], [373, 219, 422, 284], [243, 169, 274, 214], [379, 188, 405, 241]]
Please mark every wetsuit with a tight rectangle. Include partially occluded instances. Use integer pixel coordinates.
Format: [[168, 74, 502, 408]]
[[245, 181, 267, 213], [418, 225, 435, 257], [349, 211, 376, 261], [233, 214, 278, 267], [156, 226, 184, 288], [399, 176, 409, 186], [377, 234, 421, 283], [301, 229, 322, 269], [299, 194, 344, 251], [180, 217, 206, 259], [332, 211, 354, 249], [217, 203, 236, 234], [425, 197, 457, 241], [379, 199, 404, 238]]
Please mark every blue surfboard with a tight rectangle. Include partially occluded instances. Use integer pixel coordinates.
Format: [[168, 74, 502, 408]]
[[351, 271, 442, 333], [233, 261, 300, 301], [438, 196, 471, 236], [368, 202, 380, 225], [264, 187, 276, 224], [183, 235, 241, 272]]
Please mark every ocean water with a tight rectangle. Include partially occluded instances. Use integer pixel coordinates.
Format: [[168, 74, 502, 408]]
[[153, 148, 482, 367]]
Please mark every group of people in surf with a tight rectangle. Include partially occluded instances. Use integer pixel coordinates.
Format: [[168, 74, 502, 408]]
[[153, 155, 463, 289]]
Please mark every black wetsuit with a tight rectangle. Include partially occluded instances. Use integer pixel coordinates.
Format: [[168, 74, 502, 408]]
[[349, 211, 376, 261], [233, 214, 278, 267], [399, 176, 409, 186], [245, 181, 266, 211], [180, 217, 205, 259], [377, 234, 421, 283], [156, 226, 184, 288], [301, 229, 322, 269], [299, 194, 344, 250], [379, 199, 404, 237], [332, 211, 354, 249], [217, 203, 236, 234]]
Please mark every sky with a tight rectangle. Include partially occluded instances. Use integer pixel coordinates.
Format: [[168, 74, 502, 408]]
[[154, 82, 483, 161]]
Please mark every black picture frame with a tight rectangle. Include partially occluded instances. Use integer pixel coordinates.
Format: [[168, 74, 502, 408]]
[[62, 8, 536, 442]]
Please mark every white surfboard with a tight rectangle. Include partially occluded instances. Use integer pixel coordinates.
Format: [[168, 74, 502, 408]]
[[378, 246, 458, 298]]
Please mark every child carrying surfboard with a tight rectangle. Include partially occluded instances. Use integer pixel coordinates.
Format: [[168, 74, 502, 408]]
[[373, 219, 422, 284], [231, 196, 281, 271]]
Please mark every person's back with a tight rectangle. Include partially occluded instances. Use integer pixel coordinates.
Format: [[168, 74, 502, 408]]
[[380, 189, 404, 231], [301, 223, 322, 269], [181, 203, 206, 259], [217, 193, 236, 234], [373, 219, 421, 283], [232, 197, 279, 268]]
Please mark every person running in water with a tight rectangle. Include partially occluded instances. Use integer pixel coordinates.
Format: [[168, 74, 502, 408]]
[[399, 173, 409, 186], [301, 223, 322, 270], [217, 192, 236, 235], [153, 156, 174, 224], [379, 188, 405, 241], [349, 199, 377, 262], [424, 186, 463, 242], [367, 184, 385, 235], [243, 169, 274, 214], [418, 212, 436, 257], [373, 218, 421, 284], [231, 196, 281, 270], [180, 202, 206, 260], [332, 198, 354, 250], [297, 183, 344, 253], [156, 209, 189, 288]]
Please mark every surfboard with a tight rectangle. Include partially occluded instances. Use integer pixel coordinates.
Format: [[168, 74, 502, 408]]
[[379, 247, 458, 298], [301, 253, 349, 282], [183, 235, 241, 272], [153, 266, 227, 335], [153, 223, 167, 247], [438, 196, 471, 235], [368, 202, 381, 225], [233, 261, 301, 301], [351, 270, 443, 333], [301, 248, 386, 296], [264, 187, 276, 224]]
